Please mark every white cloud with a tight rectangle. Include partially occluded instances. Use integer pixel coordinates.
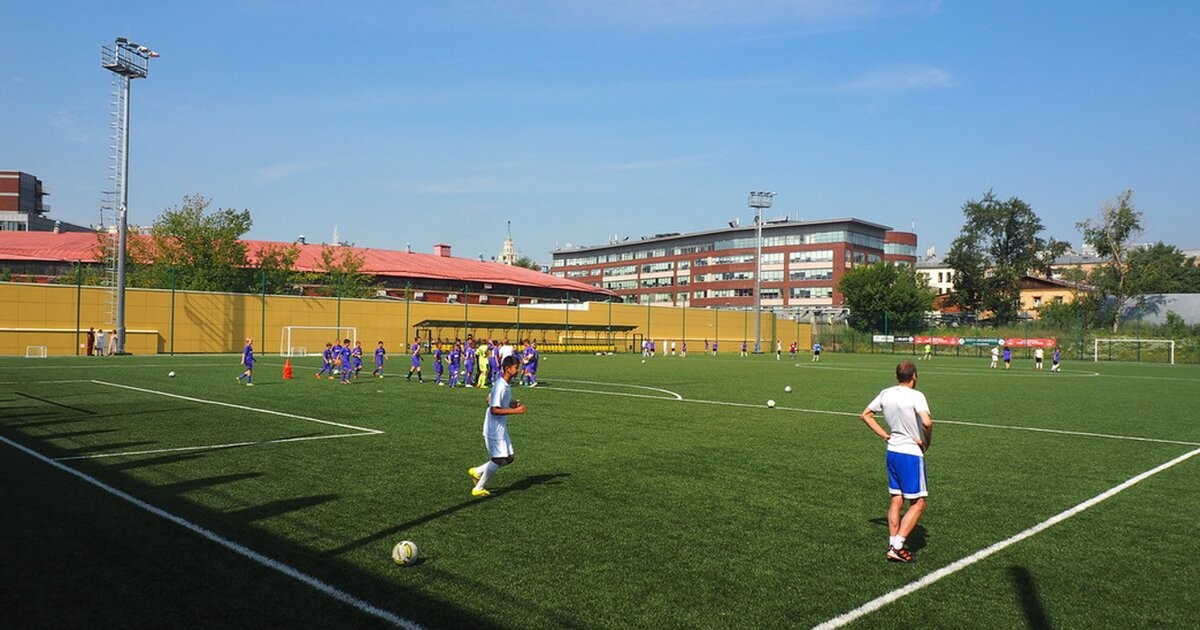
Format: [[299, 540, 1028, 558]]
[[254, 160, 329, 184], [831, 64, 954, 92]]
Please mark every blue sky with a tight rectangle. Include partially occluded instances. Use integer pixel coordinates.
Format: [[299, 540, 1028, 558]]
[[3, 1, 1198, 263]]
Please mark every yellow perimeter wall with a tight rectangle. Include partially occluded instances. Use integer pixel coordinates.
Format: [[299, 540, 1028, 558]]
[[0, 282, 811, 356]]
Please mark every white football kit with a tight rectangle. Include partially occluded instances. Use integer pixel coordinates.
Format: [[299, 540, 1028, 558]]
[[482, 377, 514, 457]]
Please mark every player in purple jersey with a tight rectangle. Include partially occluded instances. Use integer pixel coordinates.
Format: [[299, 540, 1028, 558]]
[[371, 341, 387, 378], [236, 338, 255, 386], [432, 341, 445, 385], [340, 339, 354, 384], [406, 336, 424, 383], [448, 341, 462, 387], [316, 342, 335, 379], [488, 341, 501, 386], [524, 341, 539, 387], [463, 340, 477, 388], [351, 341, 365, 378]]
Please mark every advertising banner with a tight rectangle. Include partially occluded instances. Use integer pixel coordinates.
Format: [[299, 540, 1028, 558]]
[[959, 337, 1004, 347], [1004, 337, 1057, 348], [914, 336, 960, 346], [872, 335, 895, 343], [892, 335, 914, 344]]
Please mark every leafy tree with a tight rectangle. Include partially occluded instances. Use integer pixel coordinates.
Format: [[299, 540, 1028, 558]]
[[53, 261, 107, 286], [838, 262, 936, 333], [251, 243, 303, 295], [946, 191, 1068, 324], [1077, 190, 1143, 332], [1125, 242, 1200, 294], [513, 255, 542, 271], [313, 245, 380, 299], [0, 267, 12, 282], [125, 195, 254, 292]]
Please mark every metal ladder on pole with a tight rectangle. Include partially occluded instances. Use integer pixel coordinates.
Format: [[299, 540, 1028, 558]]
[[99, 72, 126, 327]]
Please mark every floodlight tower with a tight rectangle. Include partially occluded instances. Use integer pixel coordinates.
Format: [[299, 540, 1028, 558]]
[[748, 191, 776, 354], [101, 38, 157, 355]]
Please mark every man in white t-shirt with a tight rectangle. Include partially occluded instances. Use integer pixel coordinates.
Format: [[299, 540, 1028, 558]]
[[859, 359, 933, 563], [1034, 347, 1044, 370], [468, 355, 527, 497], [990, 345, 1000, 369], [498, 339, 515, 362]]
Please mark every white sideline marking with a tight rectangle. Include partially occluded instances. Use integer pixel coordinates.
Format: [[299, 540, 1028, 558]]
[[555, 379, 683, 400], [812, 445, 1200, 630], [0, 379, 92, 384], [539, 384, 1200, 446], [796, 364, 1103, 378], [54, 432, 375, 462], [90, 380, 383, 435], [0, 434, 422, 630]]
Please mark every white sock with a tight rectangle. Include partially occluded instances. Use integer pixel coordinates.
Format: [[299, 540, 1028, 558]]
[[891, 535, 905, 550], [474, 461, 499, 490]]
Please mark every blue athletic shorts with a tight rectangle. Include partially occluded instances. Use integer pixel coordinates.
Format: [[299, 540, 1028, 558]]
[[886, 450, 928, 499]]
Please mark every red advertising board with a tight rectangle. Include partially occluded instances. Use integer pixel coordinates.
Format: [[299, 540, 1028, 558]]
[[1004, 337, 1057, 348], [913, 336, 960, 346]]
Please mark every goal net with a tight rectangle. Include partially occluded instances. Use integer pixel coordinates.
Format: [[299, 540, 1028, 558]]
[[280, 327, 357, 357], [25, 345, 48, 359], [1093, 338, 1175, 364]]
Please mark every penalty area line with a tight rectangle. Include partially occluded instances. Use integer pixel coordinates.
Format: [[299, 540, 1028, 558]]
[[812, 445, 1200, 630], [0, 434, 424, 630], [53, 432, 377, 462]]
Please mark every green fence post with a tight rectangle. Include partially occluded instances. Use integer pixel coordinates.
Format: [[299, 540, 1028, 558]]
[[261, 269, 267, 352], [404, 282, 411, 339], [463, 284, 469, 341], [607, 299, 613, 350], [516, 288, 521, 341], [75, 260, 82, 356], [564, 291, 571, 350], [336, 276, 343, 333], [170, 267, 176, 356]]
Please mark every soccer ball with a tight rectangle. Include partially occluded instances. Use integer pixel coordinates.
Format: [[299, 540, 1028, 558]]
[[168, 371, 176, 378], [767, 399, 776, 408], [784, 386, 792, 393], [641, 359, 646, 364], [391, 540, 419, 566]]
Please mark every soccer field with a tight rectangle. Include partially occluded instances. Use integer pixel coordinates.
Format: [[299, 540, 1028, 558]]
[[2, 352, 1198, 628]]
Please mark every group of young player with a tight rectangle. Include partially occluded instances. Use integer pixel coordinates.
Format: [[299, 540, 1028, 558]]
[[404, 336, 540, 389], [313, 339, 387, 383], [988, 344, 1062, 371]]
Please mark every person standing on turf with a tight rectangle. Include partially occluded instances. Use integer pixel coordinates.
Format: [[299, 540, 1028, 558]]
[[812, 341, 822, 362], [236, 338, 255, 386], [1051, 347, 1061, 372], [407, 336, 424, 382], [317, 342, 335, 379], [340, 338, 354, 385], [371, 341, 387, 378], [464, 339, 477, 388], [1003, 346, 1012, 370], [859, 359, 933, 563], [468, 355, 527, 497], [1034, 347, 1045, 371], [990, 344, 1000, 369], [922, 343, 932, 361], [351, 340, 365, 378]]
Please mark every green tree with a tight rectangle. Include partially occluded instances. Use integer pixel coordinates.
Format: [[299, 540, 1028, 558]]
[[947, 191, 1068, 324], [1126, 242, 1200, 294], [251, 243, 303, 295], [838, 262, 936, 333], [513, 255, 542, 271], [1077, 190, 1143, 332], [313, 245, 380, 299], [53, 261, 107, 286], [131, 195, 255, 292]]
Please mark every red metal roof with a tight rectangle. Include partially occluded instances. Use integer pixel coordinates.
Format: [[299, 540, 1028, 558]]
[[0, 231, 613, 296]]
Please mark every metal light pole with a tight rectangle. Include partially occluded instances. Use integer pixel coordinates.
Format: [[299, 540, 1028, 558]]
[[101, 38, 157, 355], [748, 191, 775, 354]]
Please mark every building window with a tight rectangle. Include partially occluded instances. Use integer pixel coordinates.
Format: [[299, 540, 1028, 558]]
[[789, 267, 833, 281], [640, 261, 674, 274], [789, 287, 833, 299], [789, 250, 834, 263], [1033, 296, 1043, 308], [760, 288, 781, 300], [760, 252, 784, 265], [605, 265, 636, 276]]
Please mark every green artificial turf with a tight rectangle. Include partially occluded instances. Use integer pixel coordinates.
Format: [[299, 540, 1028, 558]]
[[2, 352, 1197, 628]]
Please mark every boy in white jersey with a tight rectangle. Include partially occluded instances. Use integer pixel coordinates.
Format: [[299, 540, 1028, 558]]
[[859, 359, 933, 563], [990, 344, 1000, 369], [467, 355, 527, 497]]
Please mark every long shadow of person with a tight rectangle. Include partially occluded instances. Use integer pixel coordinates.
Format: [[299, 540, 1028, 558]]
[[867, 517, 928, 552]]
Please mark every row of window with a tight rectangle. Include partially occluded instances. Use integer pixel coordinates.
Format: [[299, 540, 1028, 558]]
[[571, 248, 850, 272], [555, 231, 891, 267]]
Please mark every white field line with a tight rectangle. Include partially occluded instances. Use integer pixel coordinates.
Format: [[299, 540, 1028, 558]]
[[0, 379, 93, 384], [812, 445, 1200, 630], [54, 432, 375, 462], [538, 384, 1200, 447], [554, 379, 683, 400], [794, 364, 1103, 378], [0, 434, 422, 630], [90, 380, 382, 435]]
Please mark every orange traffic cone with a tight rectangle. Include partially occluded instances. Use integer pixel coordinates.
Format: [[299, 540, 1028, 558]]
[[283, 359, 293, 379]]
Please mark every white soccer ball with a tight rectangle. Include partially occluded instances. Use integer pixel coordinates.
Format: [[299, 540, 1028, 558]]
[[784, 386, 792, 393], [767, 399, 776, 408], [392, 540, 419, 566], [641, 359, 646, 364], [168, 371, 176, 378]]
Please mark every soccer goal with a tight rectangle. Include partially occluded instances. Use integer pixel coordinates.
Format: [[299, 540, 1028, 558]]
[[1093, 338, 1175, 364], [280, 327, 357, 357], [25, 345, 48, 359]]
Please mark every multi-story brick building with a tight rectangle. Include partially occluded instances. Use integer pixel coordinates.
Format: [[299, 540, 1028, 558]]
[[551, 218, 917, 308], [0, 171, 91, 232]]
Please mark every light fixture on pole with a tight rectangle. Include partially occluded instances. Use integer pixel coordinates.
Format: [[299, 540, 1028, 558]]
[[748, 191, 776, 354], [101, 38, 158, 355]]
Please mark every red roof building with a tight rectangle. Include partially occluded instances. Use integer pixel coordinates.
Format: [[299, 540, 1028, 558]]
[[0, 231, 614, 303]]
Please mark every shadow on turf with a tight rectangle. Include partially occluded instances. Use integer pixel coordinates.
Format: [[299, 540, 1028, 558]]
[[325, 472, 571, 557], [868, 517, 928, 552], [1010, 566, 1053, 629]]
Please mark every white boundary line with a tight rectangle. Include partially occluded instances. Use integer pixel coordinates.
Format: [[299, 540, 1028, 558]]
[[554, 379, 683, 400], [0, 434, 422, 630], [537, 384, 1200, 447], [0, 379, 93, 384], [90, 380, 383, 435], [794, 364, 1103, 378], [812, 445, 1200, 630], [54, 433, 376, 462]]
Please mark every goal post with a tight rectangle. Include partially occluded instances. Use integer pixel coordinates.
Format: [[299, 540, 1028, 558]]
[[25, 345, 48, 359], [1093, 338, 1175, 364], [280, 327, 357, 357]]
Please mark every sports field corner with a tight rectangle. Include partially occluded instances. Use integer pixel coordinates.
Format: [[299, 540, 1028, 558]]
[[3, 351, 1199, 628]]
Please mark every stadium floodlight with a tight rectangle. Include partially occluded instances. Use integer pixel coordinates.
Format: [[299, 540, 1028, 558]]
[[101, 37, 157, 355], [748, 191, 776, 354]]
